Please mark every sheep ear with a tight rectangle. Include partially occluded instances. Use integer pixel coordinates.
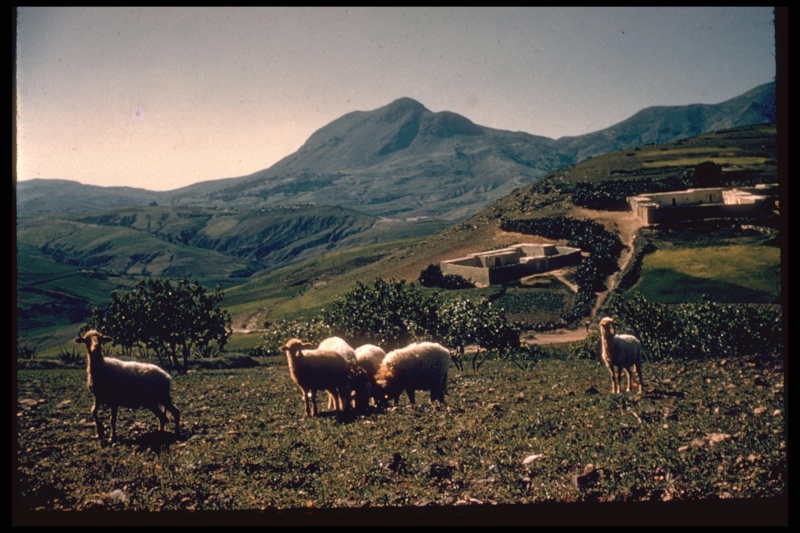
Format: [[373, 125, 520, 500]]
[[100, 335, 113, 344], [301, 342, 314, 349], [74, 336, 85, 344]]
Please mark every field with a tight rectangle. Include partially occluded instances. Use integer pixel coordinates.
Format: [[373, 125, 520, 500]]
[[629, 245, 781, 304], [14, 347, 786, 525]]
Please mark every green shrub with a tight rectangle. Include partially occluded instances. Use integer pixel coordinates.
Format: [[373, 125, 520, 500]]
[[258, 318, 333, 357], [603, 292, 782, 361], [57, 347, 82, 366]]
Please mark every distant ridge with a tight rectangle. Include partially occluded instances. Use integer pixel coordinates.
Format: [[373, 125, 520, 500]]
[[17, 81, 776, 219]]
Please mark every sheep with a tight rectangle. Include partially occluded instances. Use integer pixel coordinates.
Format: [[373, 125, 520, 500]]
[[282, 338, 351, 417], [374, 342, 450, 406], [354, 344, 386, 376], [597, 317, 645, 395], [353, 344, 387, 410], [317, 336, 358, 410], [74, 330, 181, 443]]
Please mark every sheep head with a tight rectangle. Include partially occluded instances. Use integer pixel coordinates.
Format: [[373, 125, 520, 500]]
[[282, 338, 314, 358], [598, 317, 616, 336], [75, 330, 113, 355]]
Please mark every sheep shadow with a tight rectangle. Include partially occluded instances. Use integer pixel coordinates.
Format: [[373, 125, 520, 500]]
[[110, 430, 183, 454], [304, 405, 387, 424], [644, 387, 686, 400]]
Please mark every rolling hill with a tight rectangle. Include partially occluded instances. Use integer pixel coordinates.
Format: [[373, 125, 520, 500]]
[[15, 83, 780, 352], [220, 122, 780, 332]]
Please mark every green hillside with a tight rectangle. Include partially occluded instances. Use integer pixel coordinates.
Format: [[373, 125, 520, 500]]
[[16, 123, 782, 354]]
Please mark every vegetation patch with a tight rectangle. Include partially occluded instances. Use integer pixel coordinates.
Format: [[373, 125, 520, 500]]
[[628, 246, 780, 304], [642, 157, 772, 168]]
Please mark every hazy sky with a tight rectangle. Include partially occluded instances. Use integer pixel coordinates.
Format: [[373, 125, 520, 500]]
[[14, 7, 776, 191]]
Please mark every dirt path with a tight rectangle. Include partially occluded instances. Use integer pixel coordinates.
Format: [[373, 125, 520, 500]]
[[523, 208, 646, 346]]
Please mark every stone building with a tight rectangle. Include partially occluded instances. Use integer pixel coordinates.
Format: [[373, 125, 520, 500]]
[[627, 184, 778, 225], [440, 243, 582, 287]]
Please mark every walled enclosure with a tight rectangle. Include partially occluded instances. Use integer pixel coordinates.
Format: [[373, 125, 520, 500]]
[[627, 184, 778, 225], [440, 243, 582, 287]]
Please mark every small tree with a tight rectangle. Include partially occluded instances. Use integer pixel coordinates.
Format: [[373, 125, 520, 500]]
[[258, 318, 333, 357], [322, 278, 438, 350], [85, 278, 231, 372], [419, 263, 473, 289], [437, 296, 521, 371]]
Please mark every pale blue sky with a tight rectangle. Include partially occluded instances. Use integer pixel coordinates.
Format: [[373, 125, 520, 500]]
[[14, 7, 776, 191]]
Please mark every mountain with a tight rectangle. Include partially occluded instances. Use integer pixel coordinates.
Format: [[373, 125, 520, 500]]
[[15, 179, 163, 215], [553, 82, 777, 161], [159, 98, 569, 221], [16, 82, 776, 220], [17, 121, 779, 352], [219, 121, 779, 332]]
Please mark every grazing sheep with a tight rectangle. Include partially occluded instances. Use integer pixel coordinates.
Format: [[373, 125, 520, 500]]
[[598, 317, 645, 394], [282, 338, 351, 417], [317, 336, 358, 409], [374, 342, 450, 406], [75, 330, 180, 443], [318, 336, 357, 364], [353, 344, 387, 409]]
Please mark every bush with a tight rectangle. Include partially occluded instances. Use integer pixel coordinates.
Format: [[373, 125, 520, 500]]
[[419, 264, 473, 289], [84, 278, 232, 372], [57, 347, 83, 366], [258, 319, 333, 357], [603, 292, 782, 361], [17, 343, 37, 361], [322, 278, 438, 350]]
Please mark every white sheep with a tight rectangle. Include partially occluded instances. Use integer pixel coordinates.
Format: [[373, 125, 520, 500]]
[[597, 317, 645, 394], [374, 341, 450, 406], [317, 336, 358, 410], [282, 338, 351, 417], [353, 344, 387, 409], [317, 336, 357, 364], [74, 330, 181, 443], [354, 344, 386, 376]]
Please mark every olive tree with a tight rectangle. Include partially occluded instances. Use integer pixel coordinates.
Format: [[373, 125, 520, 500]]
[[85, 278, 231, 372]]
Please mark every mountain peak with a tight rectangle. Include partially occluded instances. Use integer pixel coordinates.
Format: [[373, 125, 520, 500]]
[[384, 97, 427, 112], [377, 97, 428, 124]]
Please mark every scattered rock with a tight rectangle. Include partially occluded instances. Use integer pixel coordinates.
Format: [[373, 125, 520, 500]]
[[522, 453, 544, 465]]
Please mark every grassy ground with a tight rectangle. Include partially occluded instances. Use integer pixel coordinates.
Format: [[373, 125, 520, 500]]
[[14, 347, 786, 525], [629, 245, 781, 304]]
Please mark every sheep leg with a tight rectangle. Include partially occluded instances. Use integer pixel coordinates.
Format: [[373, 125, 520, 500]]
[[148, 405, 168, 433], [326, 390, 340, 410], [91, 400, 105, 441], [406, 389, 416, 404], [166, 402, 181, 433], [606, 364, 618, 394], [328, 389, 340, 412], [431, 388, 444, 403], [302, 390, 312, 417], [624, 367, 633, 393], [309, 390, 318, 417], [340, 383, 351, 411], [613, 367, 623, 394], [109, 405, 119, 442], [634, 364, 644, 394]]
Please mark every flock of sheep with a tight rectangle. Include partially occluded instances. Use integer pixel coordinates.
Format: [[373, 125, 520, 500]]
[[281, 336, 451, 417], [73, 317, 644, 443]]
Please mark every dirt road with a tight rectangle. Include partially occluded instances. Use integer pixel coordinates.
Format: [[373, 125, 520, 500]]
[[523, 208, 646, 345]]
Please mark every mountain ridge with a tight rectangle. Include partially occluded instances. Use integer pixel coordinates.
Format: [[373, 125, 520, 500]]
[[17, 81, 775, 220]]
